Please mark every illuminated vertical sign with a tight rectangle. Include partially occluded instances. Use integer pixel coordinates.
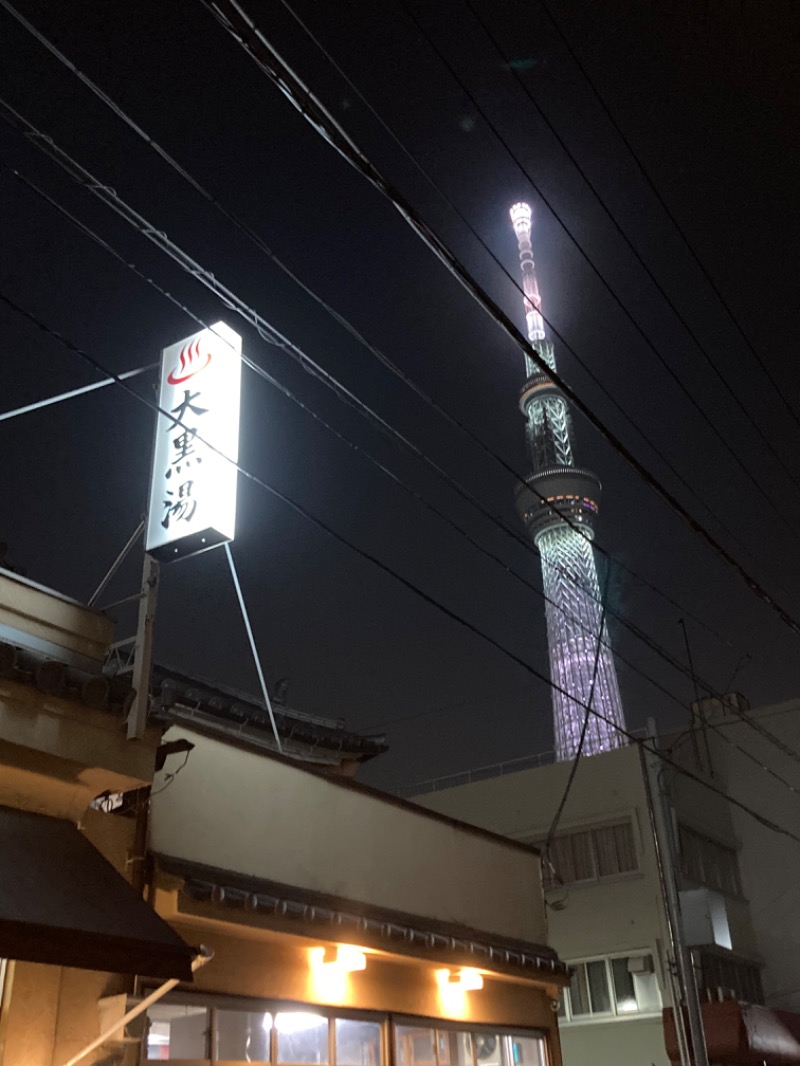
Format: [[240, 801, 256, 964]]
[[145, 322, 242, 561]]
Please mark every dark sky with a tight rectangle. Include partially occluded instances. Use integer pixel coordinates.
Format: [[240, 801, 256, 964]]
[[0, 0, 798, 790]]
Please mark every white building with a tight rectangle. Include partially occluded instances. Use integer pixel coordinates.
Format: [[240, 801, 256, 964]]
[[402, 695, 800, 1066]]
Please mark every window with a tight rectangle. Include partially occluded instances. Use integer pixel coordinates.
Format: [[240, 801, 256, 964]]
[[394, 1026, 546, 1066], [694, 950, 763, 1004], [543, 822, 637, 886], [145, 1004, 379, 1065], [679, 826, 742, 897], [559, 955, 660, 1023], [144, 1000, 547, 1066]]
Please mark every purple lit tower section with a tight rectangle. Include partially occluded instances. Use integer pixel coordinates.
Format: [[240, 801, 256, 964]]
[[509, 202, 626, 759]]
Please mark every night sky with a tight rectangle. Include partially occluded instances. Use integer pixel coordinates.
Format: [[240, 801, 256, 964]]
[[1, 0, 798, 790]]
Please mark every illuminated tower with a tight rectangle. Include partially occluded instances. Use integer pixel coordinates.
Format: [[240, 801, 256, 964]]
[[509, 202, 626, 760]]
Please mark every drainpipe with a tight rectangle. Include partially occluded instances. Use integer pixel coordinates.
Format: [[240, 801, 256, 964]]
[[642, 720, 708, 1066], [61, 947, 213, 1066]]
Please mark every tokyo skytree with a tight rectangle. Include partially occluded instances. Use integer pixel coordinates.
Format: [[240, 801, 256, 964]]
[[509, 202, 626, 760]]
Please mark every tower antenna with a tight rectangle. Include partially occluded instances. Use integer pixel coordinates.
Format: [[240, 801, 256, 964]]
[[509, 202, 626, 759]]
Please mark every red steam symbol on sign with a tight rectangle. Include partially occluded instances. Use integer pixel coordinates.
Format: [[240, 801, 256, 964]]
[[167, 337, 212, 385]]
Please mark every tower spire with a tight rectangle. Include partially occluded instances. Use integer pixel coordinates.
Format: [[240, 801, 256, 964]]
[[509, 202, 626, 760]]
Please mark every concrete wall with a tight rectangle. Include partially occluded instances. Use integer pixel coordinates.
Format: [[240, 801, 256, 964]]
[[417, 746, 667, 960], [701, 699, 800, 1011], [415, 745, 672, 1066], [149, 727, 547, 946]]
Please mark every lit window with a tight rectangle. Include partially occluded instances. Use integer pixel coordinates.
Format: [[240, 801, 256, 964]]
[[560, 955, 660, 1023]]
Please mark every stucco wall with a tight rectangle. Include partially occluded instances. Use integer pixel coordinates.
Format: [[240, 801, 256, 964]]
[[414, 746, 671, 1066], [705, 699, 800, 1011], [416, 745, 667, 961], [149, 727, 546, 946]]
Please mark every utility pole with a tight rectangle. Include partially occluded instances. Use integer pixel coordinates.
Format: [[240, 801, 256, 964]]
[[642, 720, 709, 1066]]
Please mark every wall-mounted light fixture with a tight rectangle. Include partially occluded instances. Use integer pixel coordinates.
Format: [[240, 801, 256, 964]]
[[310, 946, 367, 973], [437, 968, 484, 992]]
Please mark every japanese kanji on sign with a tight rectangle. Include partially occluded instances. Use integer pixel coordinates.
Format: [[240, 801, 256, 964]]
[[145, 322, 242, 561]]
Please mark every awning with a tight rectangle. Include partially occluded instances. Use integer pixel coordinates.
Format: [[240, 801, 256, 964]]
[[0, 805, 195, 980], [664, 1001, 800, 1064]]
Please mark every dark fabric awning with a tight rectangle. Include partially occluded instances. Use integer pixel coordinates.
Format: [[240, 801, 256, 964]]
[[664, 1001, 800, 1064], [0, 805, 194, 980]]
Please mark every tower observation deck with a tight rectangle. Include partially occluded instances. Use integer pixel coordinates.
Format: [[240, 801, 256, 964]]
[[509, 202, 626, 760]]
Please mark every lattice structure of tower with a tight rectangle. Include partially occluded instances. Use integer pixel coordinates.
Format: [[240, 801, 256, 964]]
[[509, 202, 626, 760]]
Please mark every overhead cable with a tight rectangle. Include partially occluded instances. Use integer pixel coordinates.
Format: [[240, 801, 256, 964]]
[[12, 162, 799, 782], [529, 0, 800, 437], [0, 112, 737, 702], [3, 284, 799, 849], [407, 1, 800, 532], [0, 8, 736, 650], [453, 0, 800, 498], [2, 152, 753, 733], [5, 111, 796, 772], [1, 159, 720, 724], [198, 0, 800, 639]]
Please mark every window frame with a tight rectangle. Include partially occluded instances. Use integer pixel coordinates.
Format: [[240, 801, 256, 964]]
[[540, 819, 639, 888], [558, 952, 661, 1025], [141, 996, 548, 1065], [678, 824, 743, 899]]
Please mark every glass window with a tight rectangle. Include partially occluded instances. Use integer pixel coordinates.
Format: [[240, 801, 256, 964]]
[[473, 1033, 503, 1066], [610, 958, 637, 1013], [679, 826, 741, 897], [696, 951, 763, 1004], [335, 1018, 382, 1066], [586, 960, 611, 1013], [562, 955, 660, 1022], [438, 1030, 473, 1066], [507, 1036, 546, 1066], [217, 1009, 272, 1062], [396, 1026, 436, 1066], [146, 1003, 209, 1060], [545, 822, 636, 886], [570, 832, 596, 881], [276, 1012, 329, 1064], [568, 966, 592, 1016]]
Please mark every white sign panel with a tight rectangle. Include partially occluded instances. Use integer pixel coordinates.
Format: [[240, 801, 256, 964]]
[[145, 322, 242, 561]]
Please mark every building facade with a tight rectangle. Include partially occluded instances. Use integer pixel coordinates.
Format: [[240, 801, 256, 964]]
[[0, 567, 568, 1066], [406, 698, 800, 1066]]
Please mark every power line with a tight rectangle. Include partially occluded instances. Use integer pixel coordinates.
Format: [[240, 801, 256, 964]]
[[0, 111, 743, 712], [4, 84, 796, 770], [0, 2, 739, 654], [199, 0, 800, 641], [6, 106, 797, 781], [406, 1, 800, 538], [3, 283, 800, 850], [273, 0, 769, 616], [2, 9, 795, 772], [454, 0, 800, 500], [4, 150, 765, 757], [1, 158, 730, 739], [529, 0, 800, 438]]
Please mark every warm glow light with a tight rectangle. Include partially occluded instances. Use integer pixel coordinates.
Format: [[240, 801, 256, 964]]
[[436, 968, 484, 991], [310, 945, 367, 973]]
